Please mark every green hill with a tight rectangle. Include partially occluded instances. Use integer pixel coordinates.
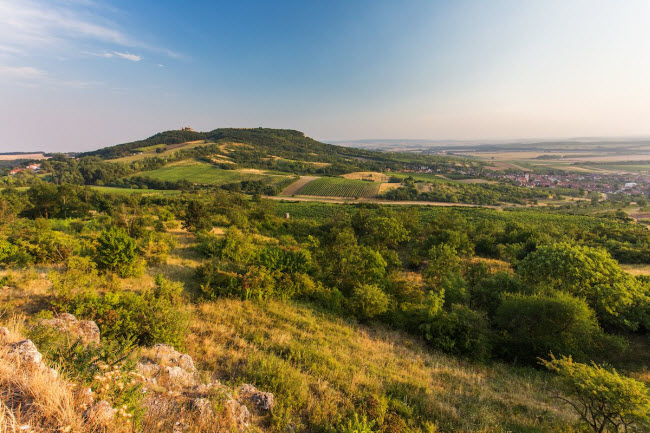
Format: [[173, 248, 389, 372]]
[[82, 129, 207, 158], [81, 127, 473, 174]]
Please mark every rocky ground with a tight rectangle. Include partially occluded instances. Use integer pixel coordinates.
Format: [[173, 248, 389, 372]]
[[0, 315, 274, 433]]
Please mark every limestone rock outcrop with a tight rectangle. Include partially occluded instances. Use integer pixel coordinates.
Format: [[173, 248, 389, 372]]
[[39, 313, 100, 344]]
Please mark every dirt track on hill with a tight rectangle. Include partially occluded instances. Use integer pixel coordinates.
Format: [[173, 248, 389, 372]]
[[279, 176, 319, 196]]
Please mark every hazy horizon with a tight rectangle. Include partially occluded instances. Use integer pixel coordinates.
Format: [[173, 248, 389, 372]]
[[2, 0, 650, 152]]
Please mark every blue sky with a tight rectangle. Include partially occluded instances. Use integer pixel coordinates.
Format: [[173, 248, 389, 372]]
[[1, 0, 650, 151]]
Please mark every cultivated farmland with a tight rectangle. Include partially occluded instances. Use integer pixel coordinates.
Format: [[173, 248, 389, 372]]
[[295, 177, 380, 197]]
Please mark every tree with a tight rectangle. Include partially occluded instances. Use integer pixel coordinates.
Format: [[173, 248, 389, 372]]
[[27, 180, 59, 218], [94, 227, 141, 277], [350, 284, 390, 320], [517, 243, 645, 330], [56, 184, 88, 218], [495, 292, 609, 364], [424, 244, 462, 287], [182, 199, 212, 232], [319, 227, 388, 292], [351, 210, 410, 249], [541, 355, 650, 433], [419, 304, 492, 360], [0, 187, 28, 224]]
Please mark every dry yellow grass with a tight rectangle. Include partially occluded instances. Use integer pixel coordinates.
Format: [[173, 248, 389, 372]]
[[377, 183, 402, 194], [268, 156, 331, 168], [415, 183, 433, 193], [185, 299, 577, 432], [0, 154, 46, 161], [0, 321, 126, 433], [218, 141, 253, 154], [110, 140, 211, 163], [342, 172, 390, 182], [621, 264, 650, 276], [467, 257, 513, 274]]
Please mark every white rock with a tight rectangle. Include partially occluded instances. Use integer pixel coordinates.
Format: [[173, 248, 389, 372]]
[[239, 384, 275, 411], [9, 340, 43, 365], [39, 314, 100, 344], [85, 400, 115, 424]]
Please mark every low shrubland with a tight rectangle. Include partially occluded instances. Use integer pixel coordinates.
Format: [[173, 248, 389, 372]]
[[2, 186, 650, 432]]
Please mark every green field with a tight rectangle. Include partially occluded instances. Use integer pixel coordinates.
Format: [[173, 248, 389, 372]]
[[89, 186, 182, 195], [296, 177, 380, 197], [579, 163, 650, 172], [386, 172, 447, 182], [141, 162, 296, 186]]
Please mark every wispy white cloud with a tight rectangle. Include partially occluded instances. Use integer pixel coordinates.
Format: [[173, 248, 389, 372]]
[[0, 0, 129, 48], [113, 52, 141, 62], [0, 65, 46, 80], [0, 45, 24, 55], [0, 64, 100, 88], [86, 50, 142, 61], [0, 0, 177, 59]]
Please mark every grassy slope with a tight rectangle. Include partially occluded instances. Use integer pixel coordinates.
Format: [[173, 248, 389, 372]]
[[140, 161, 296, 186], [187, 299, 575, 433], [112, 140, 211, 163], [0, 212, 585, 433], [162, 222, 576, 433]]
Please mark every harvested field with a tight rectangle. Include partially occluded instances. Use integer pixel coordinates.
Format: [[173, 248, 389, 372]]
[[0, 153, 47, 160], [378, 183, 402, 194], [341, 171, 390, 182]]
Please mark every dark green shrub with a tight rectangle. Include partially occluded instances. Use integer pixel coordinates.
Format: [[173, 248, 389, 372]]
[[195, 231, 223, 258], [517, 243, 645, 330], [255, 245, 313, 274], [349, 284, 390, 320], [0, 237, 30, 266], [94, 227, 143, 277], [182, 199, 212, 232], [468, 271, 527, 317], [419, 304, 492, 361], [494, 292, 616, 364], [196, 227, 255, 263], [274, 272, 321, 301], [5, 219, 77, 264], [241, 266, 276, 300], [197, 261, 244, 299], [424, 244, 462, 287], [57, 275, 188, 347], [197, 261, 276, 301], [318, 228, 388, 292], [541, 355, 650, 433], [138, 230, 175, 265]]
